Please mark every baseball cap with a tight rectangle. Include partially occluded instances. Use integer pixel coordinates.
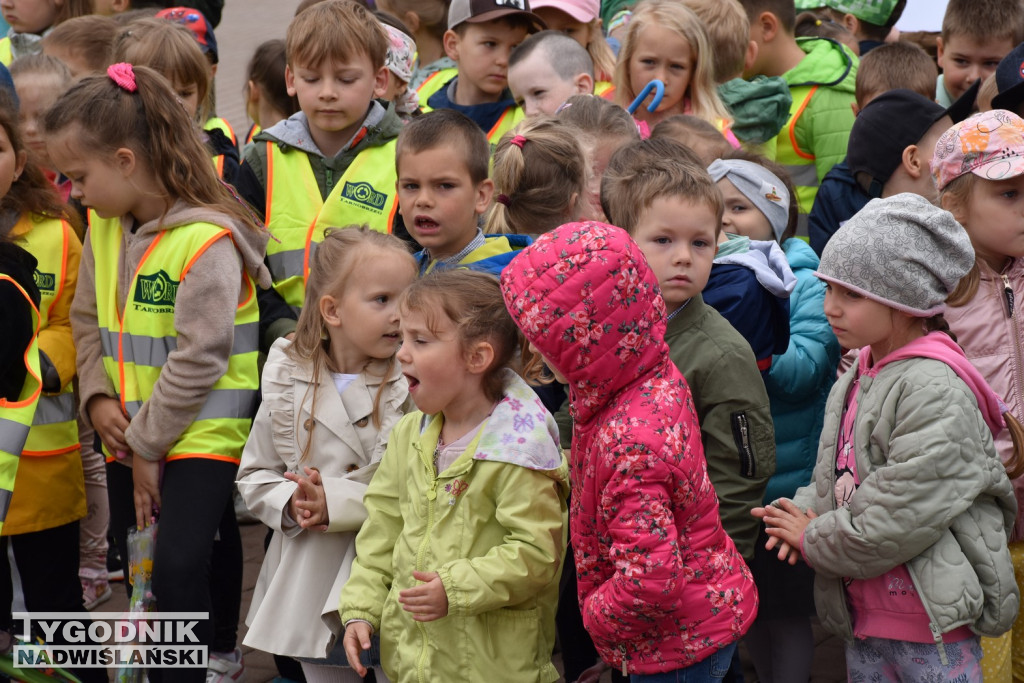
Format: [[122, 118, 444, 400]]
[[931, 109, 1024, 191], [847, 89, 948, 197], [156, 7, 218, 64], [530, 0, 599, 23], [447, 0, 547, 32], [991, 41, 1024, 113], [825, 0, 900, 26]]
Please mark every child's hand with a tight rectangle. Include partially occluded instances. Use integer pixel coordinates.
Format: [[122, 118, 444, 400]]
[[88, 396, 131, 455], [284, 467, 328, 531], [342, 621, 373, 677], [399, 571, 448, 621], [574, 661, 610, 683], [132, 455, 162, 530], [762, 499, 817, 565]]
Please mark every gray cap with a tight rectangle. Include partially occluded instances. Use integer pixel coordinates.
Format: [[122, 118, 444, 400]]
[[447, 0, 546, 31], [816, 193, 975, 317], [708, 159, 790, 241]]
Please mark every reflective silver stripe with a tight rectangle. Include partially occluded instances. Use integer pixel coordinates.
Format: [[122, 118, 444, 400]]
[[0, 488, 12, 522], [124, 389, 257, 421], [781, 163, 819, 188], [266, 249, 306, 281], [32, 393, 76, 426], [98, 323, 259, 366], [99, 327, 117, 359], [0, 418, 29, 455]]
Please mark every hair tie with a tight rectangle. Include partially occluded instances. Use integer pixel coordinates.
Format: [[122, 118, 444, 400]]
[[510, 135, 527, 149], [108, 63, 138, 93], [496, 194, 511, 206]]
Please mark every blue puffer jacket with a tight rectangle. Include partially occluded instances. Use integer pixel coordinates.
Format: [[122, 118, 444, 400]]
[[763, 238, 839, 502]]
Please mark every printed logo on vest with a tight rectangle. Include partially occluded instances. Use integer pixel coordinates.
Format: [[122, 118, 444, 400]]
[[134, 270, 179, 309], [340, 181, 387, 213], [33, 270, 56, 294]]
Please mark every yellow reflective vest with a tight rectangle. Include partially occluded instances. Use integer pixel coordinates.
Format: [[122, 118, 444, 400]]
[[14, 214, 79, 458], [264, 140, 398, 310], [0, 274, 38, 533], [775, 85, 821, 235], [91, 216, 259, 463], [205, 117, 237, 179], [0, 38, 10, 67], [416, 67, 525, 146]]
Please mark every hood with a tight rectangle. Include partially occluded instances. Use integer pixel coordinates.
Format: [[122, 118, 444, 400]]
[[786, 37, 857, 93], [717, 75, 793, 145], [256, 100, 397, 158], [133, 200, 271, 289], [715, 237, 797, 298], [782, 236, 820, 271], [859, 331, 1006, 437], [500, 221, 673, 424]]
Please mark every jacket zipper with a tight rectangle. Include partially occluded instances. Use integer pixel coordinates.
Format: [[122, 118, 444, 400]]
[[414, 474, 439, 683], [324, 167, 334, 195], [732, 413, 755, 478], [618, 644, 628, 676], [1002, 275, 1024, 429]]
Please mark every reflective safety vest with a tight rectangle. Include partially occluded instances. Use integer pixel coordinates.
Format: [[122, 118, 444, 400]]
[[90, 215, 259, 463], [204, 117, 237, 179], [775, 85, 820, 236], [0, 38, 10, 67], [594, 81, 614, 98], [417, 68, 524, 146], [15, 214, 79, 457], [0, 274, 39, 530], [264, 140, 398, 310]]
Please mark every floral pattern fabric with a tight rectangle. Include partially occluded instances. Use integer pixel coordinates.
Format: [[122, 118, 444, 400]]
[[500, 222, 758, 675]]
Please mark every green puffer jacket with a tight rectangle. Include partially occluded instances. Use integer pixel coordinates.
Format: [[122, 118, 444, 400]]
[[339, 371, 569, 683], [791, 347, 1018, 645]]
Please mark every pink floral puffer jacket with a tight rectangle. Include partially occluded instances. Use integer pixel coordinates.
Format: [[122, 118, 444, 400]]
[[500, 222, 757, 675]]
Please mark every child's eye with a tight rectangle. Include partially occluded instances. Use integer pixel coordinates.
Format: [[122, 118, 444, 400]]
[[731, 203, 746, 212], [438, 182, 455, 190], [483, 41, 497, 48], [671, 63, 687, 70], [401, 182, 419, 191], [1004, 190, 1019, 200], [375, 295, 389, 304], [653, 236, 670, 245], [953, 58, 969, 68], [693, 239, 709, 248], [640, 58, 655, 66]]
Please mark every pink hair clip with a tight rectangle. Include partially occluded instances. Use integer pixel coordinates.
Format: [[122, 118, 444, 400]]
[[496, 194, 512, 206], [510, 135, 527, 149], [108, 63, 138, 93]]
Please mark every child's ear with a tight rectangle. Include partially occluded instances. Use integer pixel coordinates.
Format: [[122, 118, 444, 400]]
[[443, 30, 461, 61], [284, 65, 297, 97], [114, 147, 136, 177], [574, 72, 594, 95], [401, 11, 420, 33], [319, 294, 342, 328], [465, 339, 495, 375], [373, 66, 390, 99], [901, 144, 924, 179], [839, 13, 859, 35], [474, 178, 495, 215], [936, 37, 946, 68], [13, 149, 27, 183], [757, 11, 779, 43], [743, 39, 758, 72], [246, 80, 260, 105], [939, 187, 965, 222]]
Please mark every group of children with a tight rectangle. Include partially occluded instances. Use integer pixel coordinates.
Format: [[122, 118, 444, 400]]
[[5, 0, 1024, 681]]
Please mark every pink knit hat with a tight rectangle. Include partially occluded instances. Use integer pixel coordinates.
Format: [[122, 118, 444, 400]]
[[931, 109, 1024, 191], [530, 0, 599, 22]]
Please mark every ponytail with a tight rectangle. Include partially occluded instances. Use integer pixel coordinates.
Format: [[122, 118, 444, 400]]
[[1003, 413, 1024, 480], [923, 312, 957, 343]]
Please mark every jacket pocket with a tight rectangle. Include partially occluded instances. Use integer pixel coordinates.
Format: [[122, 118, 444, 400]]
[[731, 411, 756, 479], [468, 606, 543, 681]]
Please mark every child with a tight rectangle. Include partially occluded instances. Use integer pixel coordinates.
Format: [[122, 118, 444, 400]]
[[379, 0, 454, 91], [555, 93, 638, 222], [40, 14, 118, 77], [396, 110, 530, 275], [651, 114, 732, 165], [739, 0, 858, 234], [9, 55, 71, 199], [613, 0, 736, 140], [600, 138, 776, 565], [0, 0, 90, 65], [238, 228, 416, 683], [241, 39, 298, 149], [44, 63, 270, 682], [530, 0, 614, 87], [377, 15, 418, 116], [340, 269, 569, 682], [794, 11, 859, 57], [809, 41, 943, 255], [756, 193, 1020, 681], [500, 221, 757, 678], [936, 109, 1024, 683], [709, 155, 838, 682], [508, 30, 595, 118], [113, 17, 239, 182], [824, 0, 905, 56], [936, 0, 1024, 107], [0, 91, 105, 683], [418, 0, 544, 143], [487, 116, 586, 234], [233, 0, 399, 350]]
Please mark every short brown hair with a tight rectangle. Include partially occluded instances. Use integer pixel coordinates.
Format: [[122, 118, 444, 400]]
[[651, 114, 732, 166], [600, 137, 724, 235], [855, 40, 938, 106], [682, 0, 750, 83], [381, 0, 450, 40], [737, 0, 796, 34], [396, 109, 490, 185], [400, 270, 520, 405], [41, 15, 118, 74], [941, 0, 1024, 46], [287, 0, 387, 71]]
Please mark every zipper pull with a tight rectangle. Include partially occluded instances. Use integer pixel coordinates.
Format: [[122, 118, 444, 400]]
[[1003, 274, 1015, 317], [619, 645, 627, 676]]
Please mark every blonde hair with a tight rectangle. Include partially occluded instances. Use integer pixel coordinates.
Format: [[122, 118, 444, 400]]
[[290, 227, 416, 458], [978, 73, 999, 112], [582, 20, 616, 82], [682, 0, 750, 83], [486, 117, 586, 235], [41, 15, 119, 74], [614, 0, 730, 125], [941, 173, 982, 307], [400, 270, 519, 404], [113, 18, 209, 122], [287, 0, 388, 71]]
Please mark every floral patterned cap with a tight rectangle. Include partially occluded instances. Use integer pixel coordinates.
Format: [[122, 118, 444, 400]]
[[931, 109, 1024, 191], [382, 24, 415, 84]]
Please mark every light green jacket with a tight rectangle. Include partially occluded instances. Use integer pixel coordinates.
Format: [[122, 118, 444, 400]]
[[339, 371, 569, 683]]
